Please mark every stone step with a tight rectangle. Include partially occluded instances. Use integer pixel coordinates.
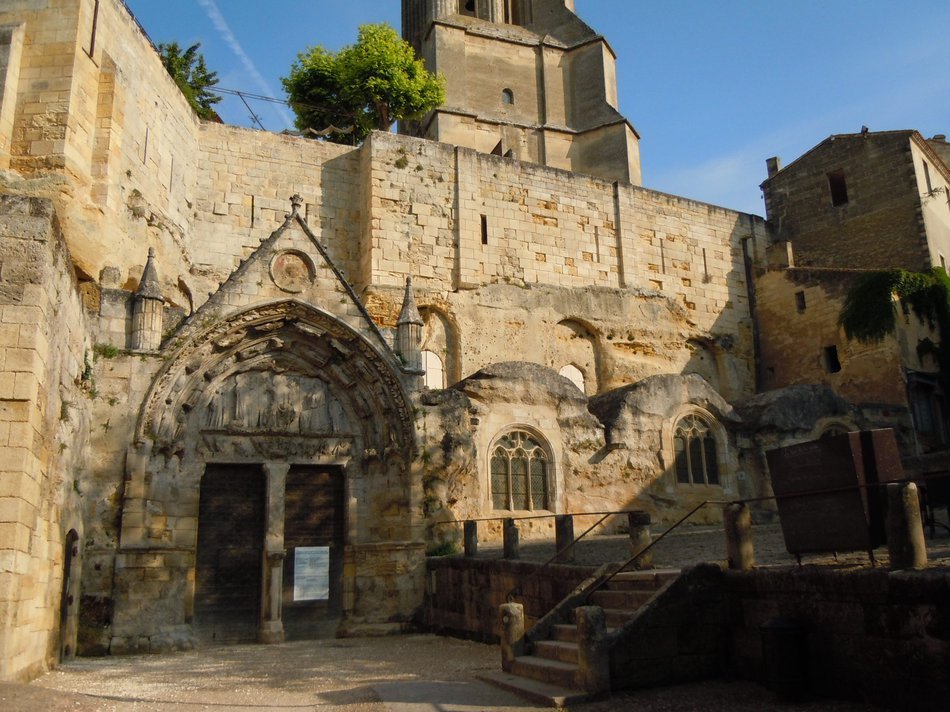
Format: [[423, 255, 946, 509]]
[[588, 588, 652, 610], [533, 639, 579, 665], [549, 624, 578, 643], [477, 670, 590, 708], [604, 607, 637, 629], [510, 655, 579, 689], [606, 569, 680, 590]]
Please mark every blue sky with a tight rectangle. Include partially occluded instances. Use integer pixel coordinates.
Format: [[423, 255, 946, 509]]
[[123, 1, 950, 215]]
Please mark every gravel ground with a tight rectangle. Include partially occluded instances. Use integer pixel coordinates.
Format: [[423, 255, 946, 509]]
[[6, 519, 947, 711], [6, 635, 878, 712]]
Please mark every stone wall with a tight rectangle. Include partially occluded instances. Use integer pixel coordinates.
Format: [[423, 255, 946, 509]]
[[725, 566, 950, 709], [0, 195, 90, 681], [423, 555, 594, 641], [755, 267, 917, 406], [762, 132, 929, 270]]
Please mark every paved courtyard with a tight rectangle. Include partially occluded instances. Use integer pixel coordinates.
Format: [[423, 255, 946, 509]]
[[6, 634, 878, 711]]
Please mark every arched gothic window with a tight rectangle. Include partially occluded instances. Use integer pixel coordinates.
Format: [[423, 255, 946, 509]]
[[501, 88, 514, 105], [421, 350, 445, 389], [673, 414, 720, 486], [558, 364, 585, 393], [490, 430, 549, 510]]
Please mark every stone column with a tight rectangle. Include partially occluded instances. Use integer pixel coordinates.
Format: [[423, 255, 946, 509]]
[[259, 462, 289, 644], [554, 514, 575, 563], [503, 518, 519, 559], [886, 482, 927, 570], [575, 606, 609, 693], [499, 602, 524, 672], [627, 510, 652, 569], [724, 502, 754, 571]]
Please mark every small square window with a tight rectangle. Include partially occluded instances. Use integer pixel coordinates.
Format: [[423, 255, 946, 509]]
[[823, 345, 842, 374], [828, 170, 848, 207], [795, 290, 806, 312]]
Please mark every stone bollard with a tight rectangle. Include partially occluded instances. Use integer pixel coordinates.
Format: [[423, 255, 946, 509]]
[[499, 602, 525, 672], [503, 518, 520, 559], [627, 510, 653, 569], [886, 482, 927, 570], [724, 502, 755, 570], [463, 520, 478, 558], [555, 514, 575, 563], [574, 605, 610, 694]]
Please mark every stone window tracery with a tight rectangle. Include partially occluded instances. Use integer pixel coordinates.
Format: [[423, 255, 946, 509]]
[[490, 430, 549, 510], [673, 414, 720, 486]]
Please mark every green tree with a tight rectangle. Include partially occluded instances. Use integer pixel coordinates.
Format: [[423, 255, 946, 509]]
[[283, 23, 445, 144], [158, 42, 221, 120]]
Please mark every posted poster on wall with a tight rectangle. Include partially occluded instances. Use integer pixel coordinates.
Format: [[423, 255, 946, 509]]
[[293, 546, 330, 601]]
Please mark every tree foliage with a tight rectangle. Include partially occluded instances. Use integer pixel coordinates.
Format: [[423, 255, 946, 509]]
[[840, 267, 950, 388], [158, 42, 221, 120], [282, 23, 445, 144]]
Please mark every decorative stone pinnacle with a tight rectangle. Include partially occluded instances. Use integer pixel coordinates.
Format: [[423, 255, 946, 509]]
[[290, 194, 303, 213], [397, 276, 423, 327], [135, 247, 163, 301]]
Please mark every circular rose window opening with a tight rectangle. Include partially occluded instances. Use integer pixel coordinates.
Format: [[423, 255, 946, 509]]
[[270, 250, 315, 293]]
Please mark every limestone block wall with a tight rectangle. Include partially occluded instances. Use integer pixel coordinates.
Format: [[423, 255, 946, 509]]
[[77, 349, 162, 655], [192, 125, 362, 293], [754, 267, 920, 408], [363, 133, 759, 338], [0, 0, 203, 308], [726, 567, 950, 708], [0, 195, 90, 681], [423, 556, 594, 642], [762, 133, 929, 270]]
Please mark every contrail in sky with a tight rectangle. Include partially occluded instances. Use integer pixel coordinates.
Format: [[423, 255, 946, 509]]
[[196, 0, 294, 129]]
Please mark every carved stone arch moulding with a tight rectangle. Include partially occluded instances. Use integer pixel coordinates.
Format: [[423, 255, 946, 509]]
[[135, 299, 416, 460]]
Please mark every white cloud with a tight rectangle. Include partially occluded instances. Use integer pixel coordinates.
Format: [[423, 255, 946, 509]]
[[197, 0, 294, 129]]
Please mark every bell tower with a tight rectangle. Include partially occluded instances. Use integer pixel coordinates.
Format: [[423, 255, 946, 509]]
[[400, 0, 641, 185]]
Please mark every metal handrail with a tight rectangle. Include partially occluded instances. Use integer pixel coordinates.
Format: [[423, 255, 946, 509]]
[[506, 511, 614, 603], [582, 499, 724, 602]]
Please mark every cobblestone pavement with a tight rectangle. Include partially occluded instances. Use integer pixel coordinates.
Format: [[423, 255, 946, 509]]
[[7, 519, 947, 711]]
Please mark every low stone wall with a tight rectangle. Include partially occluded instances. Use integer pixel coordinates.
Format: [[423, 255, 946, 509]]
[[422, 556, 594, 642], [610, 564, 728, 689], [725, 566, 950, 709]]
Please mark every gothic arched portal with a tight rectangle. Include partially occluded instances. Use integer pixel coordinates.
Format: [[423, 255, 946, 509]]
[[113, 300, 421, 647]]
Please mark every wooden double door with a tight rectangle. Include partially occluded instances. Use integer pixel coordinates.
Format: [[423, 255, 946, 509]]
[[194, 464, 343, 643]]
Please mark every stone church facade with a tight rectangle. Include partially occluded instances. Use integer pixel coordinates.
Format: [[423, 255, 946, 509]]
[[0, 0, 944, 682]]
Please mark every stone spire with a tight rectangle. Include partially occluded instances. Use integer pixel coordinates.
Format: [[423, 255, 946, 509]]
[[395, 277, 424, 388], [131, 248, 164, 351]]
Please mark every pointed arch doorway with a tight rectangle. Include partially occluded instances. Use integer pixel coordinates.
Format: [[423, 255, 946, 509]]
[[115, 301, 420, 649]]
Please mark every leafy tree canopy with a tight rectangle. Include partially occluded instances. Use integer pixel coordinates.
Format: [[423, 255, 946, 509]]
[[158, 42, 221, 120], [282, 23, 445, 144]]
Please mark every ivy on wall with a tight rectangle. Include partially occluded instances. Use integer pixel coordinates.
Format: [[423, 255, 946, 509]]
[[839, 267, 950, 389]]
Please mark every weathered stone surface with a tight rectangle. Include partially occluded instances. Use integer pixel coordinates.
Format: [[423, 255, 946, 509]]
[[733, 384, 856, 435]]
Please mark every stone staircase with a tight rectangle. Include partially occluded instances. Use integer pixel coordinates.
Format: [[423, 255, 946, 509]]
[[479, 569, 680, 707]]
